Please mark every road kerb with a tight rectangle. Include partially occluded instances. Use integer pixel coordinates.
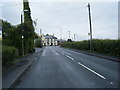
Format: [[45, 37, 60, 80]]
[[8, 52, 40, 88]]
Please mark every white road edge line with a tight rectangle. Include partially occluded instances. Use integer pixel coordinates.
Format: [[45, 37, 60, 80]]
[[64, 49, 81, 55], [35, 57, 37, 61], [66, 55, 74, 61], [77, 62, 106, 80], [61, 50, 71, 55]]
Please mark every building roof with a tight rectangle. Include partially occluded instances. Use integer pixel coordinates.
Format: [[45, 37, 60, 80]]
[[44, 35, 57, 39], [57, 39, 66, 41]]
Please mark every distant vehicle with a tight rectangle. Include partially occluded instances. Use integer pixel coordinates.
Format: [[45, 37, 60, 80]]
[[67, 39, 72, 42]]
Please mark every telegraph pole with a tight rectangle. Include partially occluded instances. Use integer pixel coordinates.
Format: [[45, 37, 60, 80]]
[[60, 27, 62, 40], [68, 31, 70, 39], [74, 33, 75, 41], [40, 29, 42, 35], [88, 3, 92, 51]]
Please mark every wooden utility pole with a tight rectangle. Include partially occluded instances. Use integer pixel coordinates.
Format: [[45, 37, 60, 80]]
[[60, 27, 62, 40], [74, 34, 75, 41], [88, 3, 92, 51], [68, 31, 70, 39], [40, 29, 42, 35]]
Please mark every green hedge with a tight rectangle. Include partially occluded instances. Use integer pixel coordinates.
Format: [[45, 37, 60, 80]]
[[0, 40, 1, 54], [61, 39, 120, 56], [35, 39, 42, 48], [2, 46, 19, 66]]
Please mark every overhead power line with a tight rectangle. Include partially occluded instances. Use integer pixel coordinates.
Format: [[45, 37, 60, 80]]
[[0, 3, 22, 8]]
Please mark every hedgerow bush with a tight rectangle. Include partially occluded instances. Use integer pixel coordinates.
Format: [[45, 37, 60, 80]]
[[0, 40, 1, 54], [35, 39, 42, 48], [2, 46, 19, 66], [61, 39, 120, 56]]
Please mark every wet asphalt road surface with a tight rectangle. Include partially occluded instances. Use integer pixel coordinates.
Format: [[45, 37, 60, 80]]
[[14, 46, 118, 88]]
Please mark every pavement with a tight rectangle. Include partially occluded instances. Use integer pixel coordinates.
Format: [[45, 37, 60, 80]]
[[11, 46, 118, 88], [2, 47, 44, 88]]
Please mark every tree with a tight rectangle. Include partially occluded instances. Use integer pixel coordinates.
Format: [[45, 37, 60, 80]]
[[35, 38, 43, 48], [23, 0, 35, 54], [2, 20, 22, 55], [2, 20, 15, 46]]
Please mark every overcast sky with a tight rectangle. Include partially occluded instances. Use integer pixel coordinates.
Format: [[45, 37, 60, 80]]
[[0, 0, 119, 40]]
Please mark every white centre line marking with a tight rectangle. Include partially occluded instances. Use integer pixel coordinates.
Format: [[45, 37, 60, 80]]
[[110, 82, 113, 85], [61, 52, 65, 55], [55, 53, 59, 55], [42, 49, 46, 56], [53, 50, 59, 55], [77, 62, 106, 80], [66, 55, 74, 61], [52, 49, 59, 56]]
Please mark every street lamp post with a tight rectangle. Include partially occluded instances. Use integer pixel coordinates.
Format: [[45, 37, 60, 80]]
[[21, 9, 28, 56]]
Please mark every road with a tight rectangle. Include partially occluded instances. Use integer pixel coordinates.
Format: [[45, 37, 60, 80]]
[[14, 46, 118, 88]]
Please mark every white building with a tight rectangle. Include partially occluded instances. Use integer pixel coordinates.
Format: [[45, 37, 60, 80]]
[[40, 34, 58, 46]]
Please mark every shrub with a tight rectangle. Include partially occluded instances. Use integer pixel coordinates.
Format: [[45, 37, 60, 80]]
[[2, 46, 19, 66], [35, 39, 42, 48], [61, 39, 120, 56], [0, 40, 1, 54]]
